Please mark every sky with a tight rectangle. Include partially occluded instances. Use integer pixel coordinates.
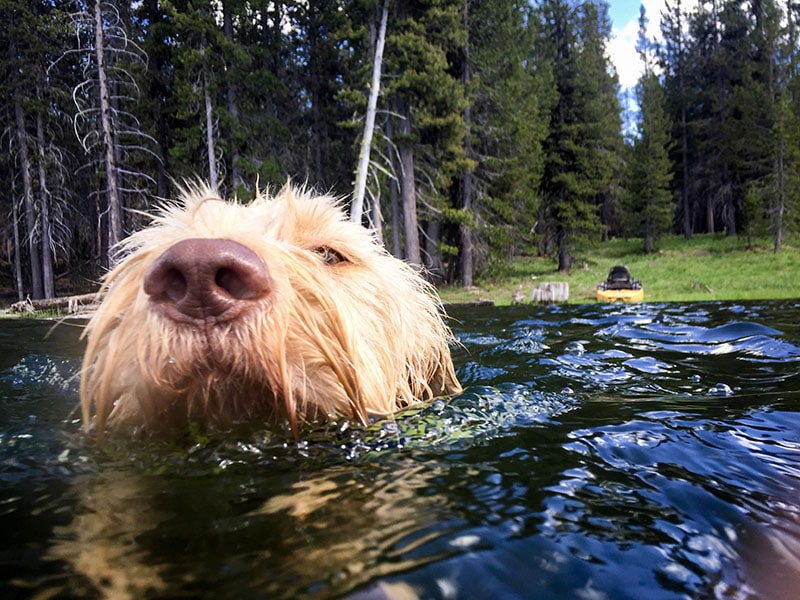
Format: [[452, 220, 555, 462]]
[[606, 1, 699, 132], [607, 0, 699, 89]]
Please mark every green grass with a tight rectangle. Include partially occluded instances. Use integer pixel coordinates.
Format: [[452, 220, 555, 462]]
[[438, 234, 800, 305], [2, 234, 798, 316], [0, 308, 64, 319]]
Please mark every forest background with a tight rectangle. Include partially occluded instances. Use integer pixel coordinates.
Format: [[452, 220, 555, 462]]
[[2, 0, 799, 302]]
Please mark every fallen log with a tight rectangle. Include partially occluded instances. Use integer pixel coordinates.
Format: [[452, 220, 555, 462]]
[[10, 292, 101, 315], [531, 282, 569, 303]]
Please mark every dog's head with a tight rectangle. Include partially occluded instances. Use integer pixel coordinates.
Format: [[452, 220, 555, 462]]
[[80, 184, 461, 437]]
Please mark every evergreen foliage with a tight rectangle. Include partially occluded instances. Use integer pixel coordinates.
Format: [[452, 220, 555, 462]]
[[627, 6, 674, 254], [1, 0, 799, 300], [462, 0, 548, 279], [536, 0, 622, 271]]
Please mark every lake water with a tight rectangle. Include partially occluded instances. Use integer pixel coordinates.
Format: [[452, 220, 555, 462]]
[[1, 301, 799, 599]]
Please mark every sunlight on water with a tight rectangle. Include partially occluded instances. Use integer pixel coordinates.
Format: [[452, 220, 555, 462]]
[[1, 303, 799, 599]]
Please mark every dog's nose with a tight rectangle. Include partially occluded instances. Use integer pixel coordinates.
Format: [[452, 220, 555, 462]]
[[143, 238, 272, 323]]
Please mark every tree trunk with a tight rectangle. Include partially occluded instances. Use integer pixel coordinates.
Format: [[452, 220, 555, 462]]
[[144, 0, 170, 198], [11, 192, 24, 301], [705, 198, 715, 233], [399, 142, 421, 266], [644, 217, 655, 254], [36, 110, 54, 298], [460, 175, 474, 287], [390, 181, 402, 257], [222, 0, 242, 191], [94, 0, 123, 262], [385, 115, 402, 258], [557, 228, 571, 272], [724, 200, 736, 236], [202, 64, 219, 191], [14, 96, 43, 299], [371, 191, 384, 242], [424, 220, 444, 283], [396, 101, 421, 266], [774, 127, 785, 254], [459, 0, 473, 287], [306, 4, 324, 184], [722, 167, 736, 236], [680, 104, 692, 239], [351, 0, 389, 225]]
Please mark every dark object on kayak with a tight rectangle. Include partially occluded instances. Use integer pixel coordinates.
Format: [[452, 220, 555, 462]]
[[597, 265, 643, 302], [603, 265, 641, 290]]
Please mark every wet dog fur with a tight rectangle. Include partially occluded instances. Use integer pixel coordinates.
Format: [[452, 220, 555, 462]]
[[80, 183, 461, 439]]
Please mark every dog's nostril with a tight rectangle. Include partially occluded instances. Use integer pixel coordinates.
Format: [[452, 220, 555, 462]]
[[160, 267, 189, 303], [144, 238, 272, 322], [215, 266, 258, 300]]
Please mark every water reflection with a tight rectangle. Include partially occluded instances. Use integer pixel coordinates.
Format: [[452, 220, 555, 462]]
[[1, 302, 799, 598]]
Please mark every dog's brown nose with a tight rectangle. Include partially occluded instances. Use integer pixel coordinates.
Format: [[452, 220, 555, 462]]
[[143, 238, 272, 323]]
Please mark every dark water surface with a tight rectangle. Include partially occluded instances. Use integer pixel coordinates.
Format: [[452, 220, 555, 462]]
[[1, 302, 799, 599]]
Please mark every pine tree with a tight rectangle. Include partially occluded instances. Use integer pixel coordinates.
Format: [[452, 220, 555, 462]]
[[165, 1, 224, 190], [2, 0, 76, 297], [661, 0, 794, 239], [536, 0, 621, 271], [135, 0, 174, 198], [69, 0, 156, 265], [224, 1, 302, 189], [578, 1, 624, 241], [463, 0, 549, 280], [660, 0, 693, 238], [383, 0, 467, 271], [627, 6, 674, 254], [685, 0, 760, 236], [767, 0, 800, 252]]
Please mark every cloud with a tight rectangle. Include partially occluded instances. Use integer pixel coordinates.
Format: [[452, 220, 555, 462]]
[[609, 18, 642, 89], [608, 0, 700, 90]]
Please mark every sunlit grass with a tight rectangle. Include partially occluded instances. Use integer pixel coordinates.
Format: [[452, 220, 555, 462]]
[[438, 234, 800, 305], [0, 308, 65, 319]]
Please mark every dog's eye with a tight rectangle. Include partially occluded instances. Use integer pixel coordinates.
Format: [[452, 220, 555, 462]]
[[314, 246, 347, 266]]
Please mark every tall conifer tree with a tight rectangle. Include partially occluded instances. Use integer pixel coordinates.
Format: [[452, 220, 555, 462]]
[[383, 0, 466, 271], [660, 0, 693, 238], [463, 0, 549, 281], [536, 0, 621, 271], [627, 6, 674, 254]]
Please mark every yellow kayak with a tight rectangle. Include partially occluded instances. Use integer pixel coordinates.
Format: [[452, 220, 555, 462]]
[[596, 287, 644, 303]]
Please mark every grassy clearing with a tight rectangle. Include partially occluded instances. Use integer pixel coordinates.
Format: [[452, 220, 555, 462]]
[[0, 308, 65, 319], [1, 234, 797, 317], [438, 234, 800, 305]]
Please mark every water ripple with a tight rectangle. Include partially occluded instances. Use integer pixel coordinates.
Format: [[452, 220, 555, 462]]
[[2, 303, 800, 599]]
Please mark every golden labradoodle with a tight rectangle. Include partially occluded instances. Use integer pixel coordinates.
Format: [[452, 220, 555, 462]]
[[80, 184, 461, 438]]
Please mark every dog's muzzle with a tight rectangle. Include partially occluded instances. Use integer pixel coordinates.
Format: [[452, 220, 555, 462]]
[[143, 238, 272, 325]]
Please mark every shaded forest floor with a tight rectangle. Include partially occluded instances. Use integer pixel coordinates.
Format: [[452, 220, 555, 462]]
[[439, 234, 800, 306]]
